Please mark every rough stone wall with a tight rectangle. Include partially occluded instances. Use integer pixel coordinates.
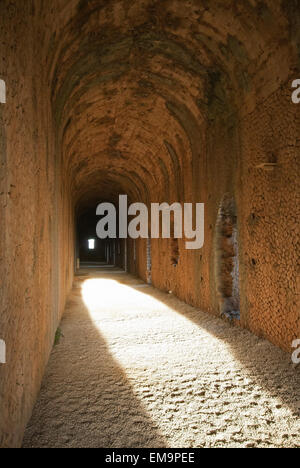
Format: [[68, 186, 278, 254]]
[[238, 81, 300, 349], [0, 1, 74, 448], [0, 3, 53, 447]]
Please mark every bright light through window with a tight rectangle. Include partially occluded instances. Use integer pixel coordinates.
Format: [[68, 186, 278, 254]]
[[88, 239, 95, 250]]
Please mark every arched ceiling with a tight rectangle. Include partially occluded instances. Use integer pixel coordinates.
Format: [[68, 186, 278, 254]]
[[39, 0, 297, 211]]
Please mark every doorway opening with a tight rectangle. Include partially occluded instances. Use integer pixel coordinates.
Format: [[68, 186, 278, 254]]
[[215, 194, 240, 320], [76, 207, 107, 268], [170, 214, 180, 267], [171, 238, 180, 267]]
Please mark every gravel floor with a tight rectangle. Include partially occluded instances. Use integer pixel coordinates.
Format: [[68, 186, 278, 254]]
[[23, 269, 300, 448]]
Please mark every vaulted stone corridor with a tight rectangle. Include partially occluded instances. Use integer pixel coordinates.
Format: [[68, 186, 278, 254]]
[[0, 0, 299, 449]]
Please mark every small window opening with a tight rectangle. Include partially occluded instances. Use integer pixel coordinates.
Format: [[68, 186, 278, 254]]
[[88, 239, 95, 250]]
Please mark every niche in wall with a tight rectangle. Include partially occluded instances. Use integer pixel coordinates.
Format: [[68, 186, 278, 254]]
[[170, 215, 180, 267], [171, 238, 180, 267], [146, 238, 152, 284], [215, 194, 240, 320]]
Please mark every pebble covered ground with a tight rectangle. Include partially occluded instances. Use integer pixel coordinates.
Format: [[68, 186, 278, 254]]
[[23, 269, 300, 448]]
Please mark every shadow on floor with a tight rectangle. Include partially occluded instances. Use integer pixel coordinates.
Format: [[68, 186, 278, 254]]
[[23, 267, 299, 448], [23, 271, 167, 448]]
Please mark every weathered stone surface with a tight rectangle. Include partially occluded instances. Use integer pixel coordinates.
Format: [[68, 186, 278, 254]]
[[23, 271, 300, 448], [0, 0, 299, 448]]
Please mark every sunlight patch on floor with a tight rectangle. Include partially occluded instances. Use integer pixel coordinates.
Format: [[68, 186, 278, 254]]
[[23, 273, 300, 448]]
